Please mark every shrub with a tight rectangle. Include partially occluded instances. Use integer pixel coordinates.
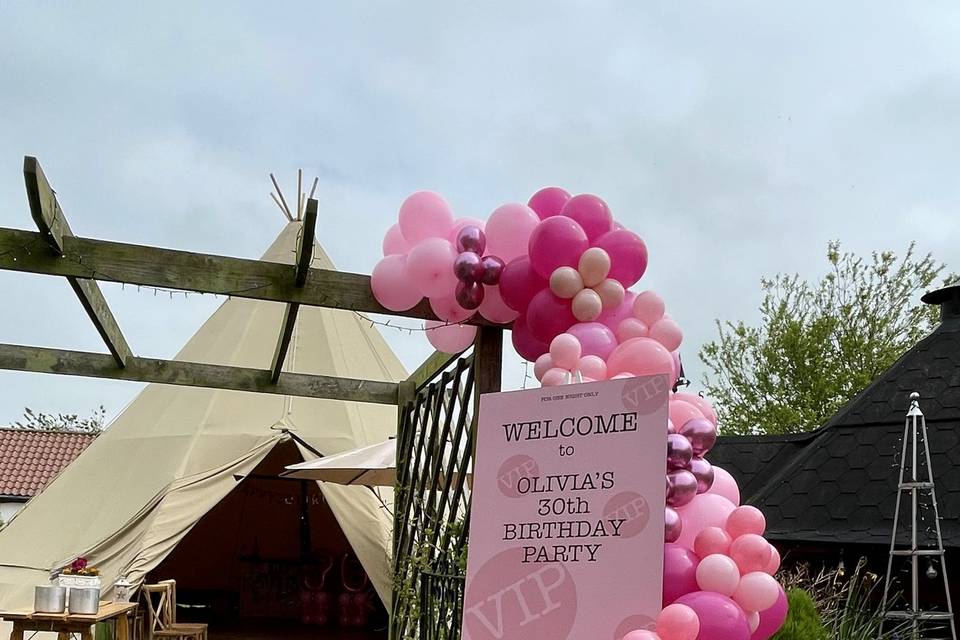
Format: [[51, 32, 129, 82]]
[[772, 588, 828, 640]]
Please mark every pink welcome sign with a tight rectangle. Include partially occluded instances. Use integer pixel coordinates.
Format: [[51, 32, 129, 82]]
[[462, 376, 669, 640]]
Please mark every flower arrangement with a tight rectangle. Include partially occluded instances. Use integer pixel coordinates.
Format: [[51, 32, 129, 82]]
[[61, 557, 99, 577]]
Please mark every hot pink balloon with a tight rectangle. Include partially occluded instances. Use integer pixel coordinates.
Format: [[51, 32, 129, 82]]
[[477, 285, 519, 324], [571, 288, 603, 322], [511, 314, 549, 362], [669, 399, 705, 431], [674, 391, 718, 426], [694, 527, 733, 559], [527, 186, 571, 219], [541, 367, 569, 387], [577, 355, 607, 380], [657, 603, 701, 640], [634, 290, 666, 325], [750, 587, 787, 640], [549, 333, 582, 370], [598, 290, 638, 332], [675, 493, 737, 550], [425, 321, 477, 354], [651, 317, 684, 351], [663, 543, 700, 607], [566, 322, 617, 360], [371, 255, 422, 311], [764, 546, 781, 576], [485, 202, 540, 263], [429, 294, 474, 324], [607, 337, 674, 378], [398, 191, 454, 244], [407, 238, 459, 298], [665, 506, 683, 543], [675, 592, 751, 640], [499, 257, 547, 313], [527, 216, 590, 278], [561, 193, 614, 241], [617, 317, 650, 342], [594, 228, 648, 287], [727, 506, 766, 539], [709, 466, 741, 506], [448, 217, 486, 244], [734, 572, 780, 613], [526, 289, 577, 343], [382, 223, 411, 256]]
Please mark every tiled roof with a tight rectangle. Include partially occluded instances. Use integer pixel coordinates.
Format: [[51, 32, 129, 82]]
[[0, 429, 97, 499]]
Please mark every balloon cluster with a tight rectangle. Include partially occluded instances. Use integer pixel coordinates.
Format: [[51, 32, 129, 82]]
[[452, 225, 504, 310]]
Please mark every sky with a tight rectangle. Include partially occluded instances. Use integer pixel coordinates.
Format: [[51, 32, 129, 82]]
[[1, 1, 959, 426]]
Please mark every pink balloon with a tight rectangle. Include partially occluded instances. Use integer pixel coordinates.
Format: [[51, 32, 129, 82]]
[[382, 223, 411, 256], [709, 466, 742, 507], [566, 322, 618, 360], [425, 321, 477, 354], [674, 392, 718, 426], [657, 603, 701, 640], [747, 612, 761, 633], [549, 266, 584, 299], [650, 317, 684, 351], [696, 553, 741, 596], [675, 592, 751, 640], [498, 257, 547, 313], [668, 469, 699, 508], [764, 546, 781, 576], [679, 418, 717, 457], [730, 534, 773, 575], [672, 350, 682, 379], [594, 228, 648, 287], [429, 294, 475, 323], [406, 238, 458, 298], [560, 194, 614, 241], [734, 572, 779, 613], [595, 278, 626, 310], [533, 354, 554, 381], [549, 333, 582, 370], [669, 399, 705, 430], [598, 290, 638, 332], [527, 186, 571, 219], [663, 543, 700, 607], [607, 337, 674, 378], [577, 246, 611, 287], [371, 255, 422, 311], [526, 289, 576, 343], [694, 527, 733, 559], [478, 285, 519, 324], [690, 456, 715, 493], [527, 216, 590, 279], [617, 317, 650, 342], [634, 290, 666, 325], [622, 631, 660, 640], [665, 506, 683, 543], [571, 288, 603, 322], [510, 314, 549, 362], [449, 217, 486, 244], [485, 203, 540, 263], [577, 355, 607, 380], [727, 506, 766, 539], [398, 191, 454, 244], [675, 493, 737, 550], [541, 367, 569, 387], [750, 586, 787, 640]]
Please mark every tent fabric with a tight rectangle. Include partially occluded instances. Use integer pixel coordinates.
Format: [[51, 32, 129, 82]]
[[0, 222, 405, 610]]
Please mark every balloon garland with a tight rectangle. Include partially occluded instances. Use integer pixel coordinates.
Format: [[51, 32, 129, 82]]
[[371, 188, 787, 640]]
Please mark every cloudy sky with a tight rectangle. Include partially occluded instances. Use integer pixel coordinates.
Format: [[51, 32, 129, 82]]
[[1, 1, 958, 426]]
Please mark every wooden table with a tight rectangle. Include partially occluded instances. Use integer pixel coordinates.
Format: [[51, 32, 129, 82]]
[[1, 601, 138, 640]]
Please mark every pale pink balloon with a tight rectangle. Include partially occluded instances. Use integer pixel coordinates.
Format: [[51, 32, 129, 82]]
[[611, 373, 635, 379], [764, 546, 781, 576], [560, 193, 614, 241], [656, 603, 701, 640], [674, 391, 719, 426], [549, 333, 582, 370], [621, 631, 660, 640], [595, 278, 625, 310], [485, 203, 540, 263], [747, 611, 761, 633], [398, 191, 454, 244], [727, 506, 767, 539], [594, 228, 648, 287], [696, 553, 741, 596], [694, 526, 733, 559], [634, 290, 666, 325], [429, 294, 474, 324], [730, 534, 773, 574], [549, 266, 584, 299], [477, 285, 519, 324], [533, 353, 554, 381], [667, 418, 677, 434], [675, 493, 737, 550], [577, 247, 611, 287], [527, 186, 571, 219], [425, 321, 477, 354], [448, 217, 486, 244], [607, 337, 674, 378], [511, 314, 549, 362], [499, 257, 547, 313], [406, 238, 458, 298], [669, 398, 705, 430], [617, 317, 650, 342], [650, 317, 684, 351], [709, 465, 741, 507], [734, 572, 779, 613], [541, 367, 570, 387], [371, 255, 423, 311], [597, 290, 638, 332], [577, 355, 607, 380], [671, 349, 681, 378], [382, 223, 411, 256], [527, 216, 590, 278], [571, 288, 603, 322], [526, 289, 577, 342], [566, 322, 618, 360]]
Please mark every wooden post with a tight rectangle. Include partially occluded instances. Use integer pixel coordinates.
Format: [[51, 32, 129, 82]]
[[473, 326, 502, 396]]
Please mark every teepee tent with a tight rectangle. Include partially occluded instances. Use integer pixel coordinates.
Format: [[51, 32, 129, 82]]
[[0, 221, 405, 611]]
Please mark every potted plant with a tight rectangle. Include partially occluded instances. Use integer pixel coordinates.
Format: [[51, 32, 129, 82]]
[[57, 557, 102, 589]]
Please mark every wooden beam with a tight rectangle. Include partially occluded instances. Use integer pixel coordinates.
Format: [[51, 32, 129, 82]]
[[0, 227, 502, 327], [0, 342, 399, 404], [22, 157, 133, 367]]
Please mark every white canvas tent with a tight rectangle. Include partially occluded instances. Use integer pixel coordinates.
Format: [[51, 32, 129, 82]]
[[0, 221, 405, 612]]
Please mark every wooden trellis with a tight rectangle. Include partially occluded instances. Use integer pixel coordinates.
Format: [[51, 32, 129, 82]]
[[0, 156, 504, 637]]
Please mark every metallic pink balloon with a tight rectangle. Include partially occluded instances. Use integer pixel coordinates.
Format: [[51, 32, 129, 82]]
[[479, 255, 505, 285], [453, 252, 483, 282], [667, 469, 698, 508], [667, 433, 693, 470], [679, 417, 718, 457], [689, 456, 715, 493], [455, 225, 486, 255], [455, 280, 485, 310], [664, 508, 683, 545]]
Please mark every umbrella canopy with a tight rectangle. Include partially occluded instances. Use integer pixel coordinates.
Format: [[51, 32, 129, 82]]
[[284, 439, 398, 486]]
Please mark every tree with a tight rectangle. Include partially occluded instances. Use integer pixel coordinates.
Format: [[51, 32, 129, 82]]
[[700, 241, 956, 435], [10, 406, 105, 433]]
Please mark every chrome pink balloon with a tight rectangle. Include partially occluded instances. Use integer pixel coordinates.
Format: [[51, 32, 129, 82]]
[[594, 228, 648, 288], [679, 417, 717, 457], [527, 186, 571, 219], [479, 255, 505, 285], [667, 433, 694, 470], [455, 280, 484, 310], [527, 216, 590, 279], [498, 257, 547, 313], [455, 225, 486, 255], [667, 469, 699, 508], [560, 193, 614, 241], [453, 251, 483, 282], [689, 456, 715, 493]]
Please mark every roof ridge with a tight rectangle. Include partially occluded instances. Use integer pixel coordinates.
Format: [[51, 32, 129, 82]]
[[0, 427, 99, 437]]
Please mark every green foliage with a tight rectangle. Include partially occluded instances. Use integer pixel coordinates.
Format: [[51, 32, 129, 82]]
[[772, 588, 828, 640], [10, 406, 105, 433], [701, 241, 957, 434]]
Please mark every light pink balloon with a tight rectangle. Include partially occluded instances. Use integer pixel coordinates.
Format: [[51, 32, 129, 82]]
[[533, 353, 554, 381], [549, 333, 582, 370], [577, 355, 607, 380], [526, 289, 577, 342], [499, 257, 547, 313], [541, 367, 570, 387], [425, 321, 477, 354], [669, 398, 705, 430], [675, 493, 737, 550], [566, 322, 618, 360], [594, 228, 648, 287], [650, 317, 684, 351], [398, 191, 454, 244], [634, 290, 666, 325], [406, 238, 458, 298], [617, 317, 650, 342], [709, 466, 742, 506], [656, 603, 701, 640], [429, 294, 474, 324], [671, 350, 682, 380], [485, 203, 540, 263], [527, 186, 571, 219], [764, 546, 781, 576], [607, 337, 674, 378], [597, 290, 638, 332], [595, 278, 625, 310], [674, 391, 719, 426], [694, 526, 733, 559], [727, 506, 767, 539], [478, 285, 519, 324], [549, 266, 584, 299], [560, 193, 614, 241], [382, 223, 411, 256], [448, 217, 486, 244], [747, 611, 761, 633], [511, 314, 549, 362], [371, 255, 423, 311], [621, 631, 660, 640], [577, 247, 611, 287], [571, 288, 603, 322], [734, 572, 780, 613], [696, 553, 742, 596], [527, 216, 590, 278], [730, 534, 773, 574]]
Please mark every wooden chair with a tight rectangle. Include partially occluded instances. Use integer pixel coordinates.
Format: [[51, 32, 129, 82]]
[[157, 580, 207, 640], [141, 583, 206, 640]]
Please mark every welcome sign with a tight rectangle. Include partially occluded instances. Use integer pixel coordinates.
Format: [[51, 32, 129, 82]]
[[462, 375, 669, 640]]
